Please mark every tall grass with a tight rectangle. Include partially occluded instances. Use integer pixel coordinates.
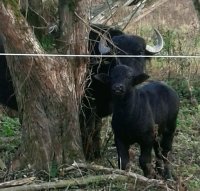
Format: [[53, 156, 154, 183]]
[[138, 28, 200, 104]]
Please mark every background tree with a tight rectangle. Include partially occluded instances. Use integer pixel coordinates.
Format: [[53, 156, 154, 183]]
[[0, 0, 88, 170]]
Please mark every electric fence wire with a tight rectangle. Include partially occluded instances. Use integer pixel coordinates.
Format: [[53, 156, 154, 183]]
[[0, 53, 200, 58]]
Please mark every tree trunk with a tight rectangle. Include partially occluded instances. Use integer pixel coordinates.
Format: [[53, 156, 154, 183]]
[[0, 1, 88, 170]]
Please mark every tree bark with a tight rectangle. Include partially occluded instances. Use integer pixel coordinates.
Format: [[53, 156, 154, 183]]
[[0, 1, 88, 170]]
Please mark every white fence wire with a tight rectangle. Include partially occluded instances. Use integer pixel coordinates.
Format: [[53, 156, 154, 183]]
[[0, 53, 200, 58]]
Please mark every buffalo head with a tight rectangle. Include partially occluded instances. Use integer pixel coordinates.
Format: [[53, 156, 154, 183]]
[[95, 65, 149, 97], [98, 29, 164, 55]]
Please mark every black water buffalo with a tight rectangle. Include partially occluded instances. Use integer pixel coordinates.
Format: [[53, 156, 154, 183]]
[[95, 64, 179, 179], [81, 25, 164, 160]]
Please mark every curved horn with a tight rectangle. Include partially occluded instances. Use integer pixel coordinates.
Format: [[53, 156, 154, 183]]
[[98, 37, 111, 54], [145, 29, 164, 54]]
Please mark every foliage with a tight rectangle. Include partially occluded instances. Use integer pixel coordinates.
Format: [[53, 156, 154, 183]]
[[2, 0, 21, 18], [174, 104, 200, 190], [144, 28, 200, 105], [50, 159, 58, 178], [0, 116, 20, 137], [0, 115, 21, 167], [40, 35, 55, 51], [2, 0, 18, 8]]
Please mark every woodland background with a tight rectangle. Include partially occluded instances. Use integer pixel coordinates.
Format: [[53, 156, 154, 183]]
[[0, 0, 200, 190]]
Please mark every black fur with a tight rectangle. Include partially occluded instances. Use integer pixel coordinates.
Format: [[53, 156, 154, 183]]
[[0, 35, 17, 110], [95, 65, 179, 179]]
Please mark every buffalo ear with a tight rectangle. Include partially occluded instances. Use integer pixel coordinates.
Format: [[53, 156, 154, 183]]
[[94, 73, 110, 84], [132, 73, 149, 86]]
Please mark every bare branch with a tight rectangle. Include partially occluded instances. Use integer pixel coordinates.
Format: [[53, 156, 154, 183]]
[[90, 0, 147, 31]]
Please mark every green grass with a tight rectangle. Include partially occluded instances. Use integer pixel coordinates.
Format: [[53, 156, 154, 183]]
[[40, 35, 55, 51], [0, 115, 21, 162], [174, 104, 200, 190]]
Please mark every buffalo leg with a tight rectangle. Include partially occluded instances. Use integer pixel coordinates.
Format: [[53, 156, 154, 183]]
[[153, 140, 163, 176], [160, 130, 175, 179], [139, 145, 153, 178], [115, 139, 129, 170], [93, 117, 102, 158]]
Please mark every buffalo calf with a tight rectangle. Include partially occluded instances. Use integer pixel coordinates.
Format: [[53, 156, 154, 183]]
[[95, 65, 179, 179]]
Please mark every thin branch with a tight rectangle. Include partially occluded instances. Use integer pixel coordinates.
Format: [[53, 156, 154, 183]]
[[0, 172, 174, 191], [120, 0, 147, 31], [0, 177, 36, 189]]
